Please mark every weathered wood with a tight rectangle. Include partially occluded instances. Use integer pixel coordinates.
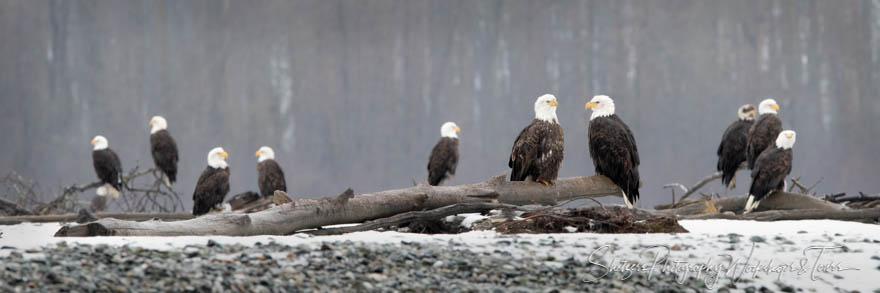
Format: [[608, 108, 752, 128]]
[[0, 197, 31, 216], [710, 191, 844, 213], [667, 171, 723, 205], [682, 207, 880, 222], [0, 212, 193, 225], [653, 198, 718, 217], [227, 191, 261, 210], [55, 174, 623, 237], [655, 191, 844, 216], [309, 202, 519, 236], [490, 206, 689, 234]]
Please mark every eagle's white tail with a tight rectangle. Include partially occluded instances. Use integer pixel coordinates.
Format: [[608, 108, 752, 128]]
[[622, 191, 633, 209], [743, 195, 760, 213], [106, 185, 120, 199], [97, 184, 120, 198], [162, 175, 172, 188]]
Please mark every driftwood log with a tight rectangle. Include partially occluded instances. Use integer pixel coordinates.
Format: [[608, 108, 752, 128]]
[[55, 174, 623, 237], [649, 191, 880, 223], [655, 191, 844, 214], [682, 207, 880, 222], [309, 202, 521, 236], [0, 212, 194, 225]]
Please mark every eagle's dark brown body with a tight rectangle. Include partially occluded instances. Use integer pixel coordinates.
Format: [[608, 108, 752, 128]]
[[92, 149, 123, 190], [717, 119, 753, 187], [257, 159, 287, 196], [749, 147, 792, 203], [588, 114, 640, 205], [150, 129, 179, 184], [427, 137, 459, 186], [508, 119, 564, 183], [192, 166, 230, 216], [746, 113, 782, 169]]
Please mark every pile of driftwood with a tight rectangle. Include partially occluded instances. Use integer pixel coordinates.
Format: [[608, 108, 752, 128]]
[[0, 168, 186, 224], [43, 171, 879, 237], [657, 170, 880, 221]]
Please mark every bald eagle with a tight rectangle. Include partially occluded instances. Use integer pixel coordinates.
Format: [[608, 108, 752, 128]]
[[745, 130, 795, 212], [509, 94, 564, 185], [255, 146, 287, 197], [427, 122, 460, 186], [149, 116, 179, 187], [746, 99, 782, 169], [192, 147, 230, 216], [716, 104, 757, 189], [585, 95, 641, 208], [91, 135, 122, 198]]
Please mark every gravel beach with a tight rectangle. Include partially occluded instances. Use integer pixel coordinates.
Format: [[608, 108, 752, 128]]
[[0, 240, 716, 292], [2, 220, 878, 292]]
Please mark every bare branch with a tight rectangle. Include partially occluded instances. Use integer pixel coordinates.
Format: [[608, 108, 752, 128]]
[[664, 171, 723, 207]]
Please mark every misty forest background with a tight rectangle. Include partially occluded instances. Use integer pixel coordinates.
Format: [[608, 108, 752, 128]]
[[1, 0, 879, 210]]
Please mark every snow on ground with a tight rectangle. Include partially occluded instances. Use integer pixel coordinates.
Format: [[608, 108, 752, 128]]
[[1, 220, 878, 292]]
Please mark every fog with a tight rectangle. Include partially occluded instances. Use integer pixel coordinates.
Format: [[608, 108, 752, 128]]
[[2, 0, 878, 210]]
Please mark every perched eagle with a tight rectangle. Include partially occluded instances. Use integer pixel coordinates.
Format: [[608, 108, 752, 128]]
[[585, 95, 640, 209], [746, 99, 782, 169], [427, 122, 460, 186], [745, 130, 795, 212], [91, 135, 122, 198], [255, 146, 287, 197], [192, 147, 230, 216], [716, 104, 757, 189], [149, 116, 179, 187], [508, 94, 564, 185]]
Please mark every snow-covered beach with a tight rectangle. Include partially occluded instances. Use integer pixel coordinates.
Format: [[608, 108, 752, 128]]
[[1, 220, 877, 292]]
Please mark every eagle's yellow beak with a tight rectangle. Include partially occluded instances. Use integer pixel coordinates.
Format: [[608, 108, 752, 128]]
[[455, 126, 461, 132], [585, 101, 597, 109], [550, 100, 558, 107], [90, 139, 97, 145], [148, 119, 154, 126], [219, 151, 229, 158], [771, 103, 780, 110], [749, 109, 757, 115], [255, 150, 262, 157], [785, 133, 793, 139]]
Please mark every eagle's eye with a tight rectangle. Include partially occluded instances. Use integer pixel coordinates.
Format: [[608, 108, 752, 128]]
[[594, 101, 600, 104]]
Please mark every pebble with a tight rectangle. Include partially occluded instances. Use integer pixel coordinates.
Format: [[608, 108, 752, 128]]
[[0, 238, 786, 292]]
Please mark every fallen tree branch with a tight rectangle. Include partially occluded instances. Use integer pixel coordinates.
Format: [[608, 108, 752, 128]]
[[32, 181, 104, 215], [654, 191, 844, 218], [0, 212, 194, 225], [681, 207, 880, 222], [55, 173, 623, 237], [0, 197, 31, 216], [666, 171, 722, 207], [308, 202, 520, 236], [827, 192, 880, 203]]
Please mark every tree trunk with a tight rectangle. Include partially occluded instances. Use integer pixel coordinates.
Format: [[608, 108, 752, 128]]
[[55, 174, 622, 237]]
